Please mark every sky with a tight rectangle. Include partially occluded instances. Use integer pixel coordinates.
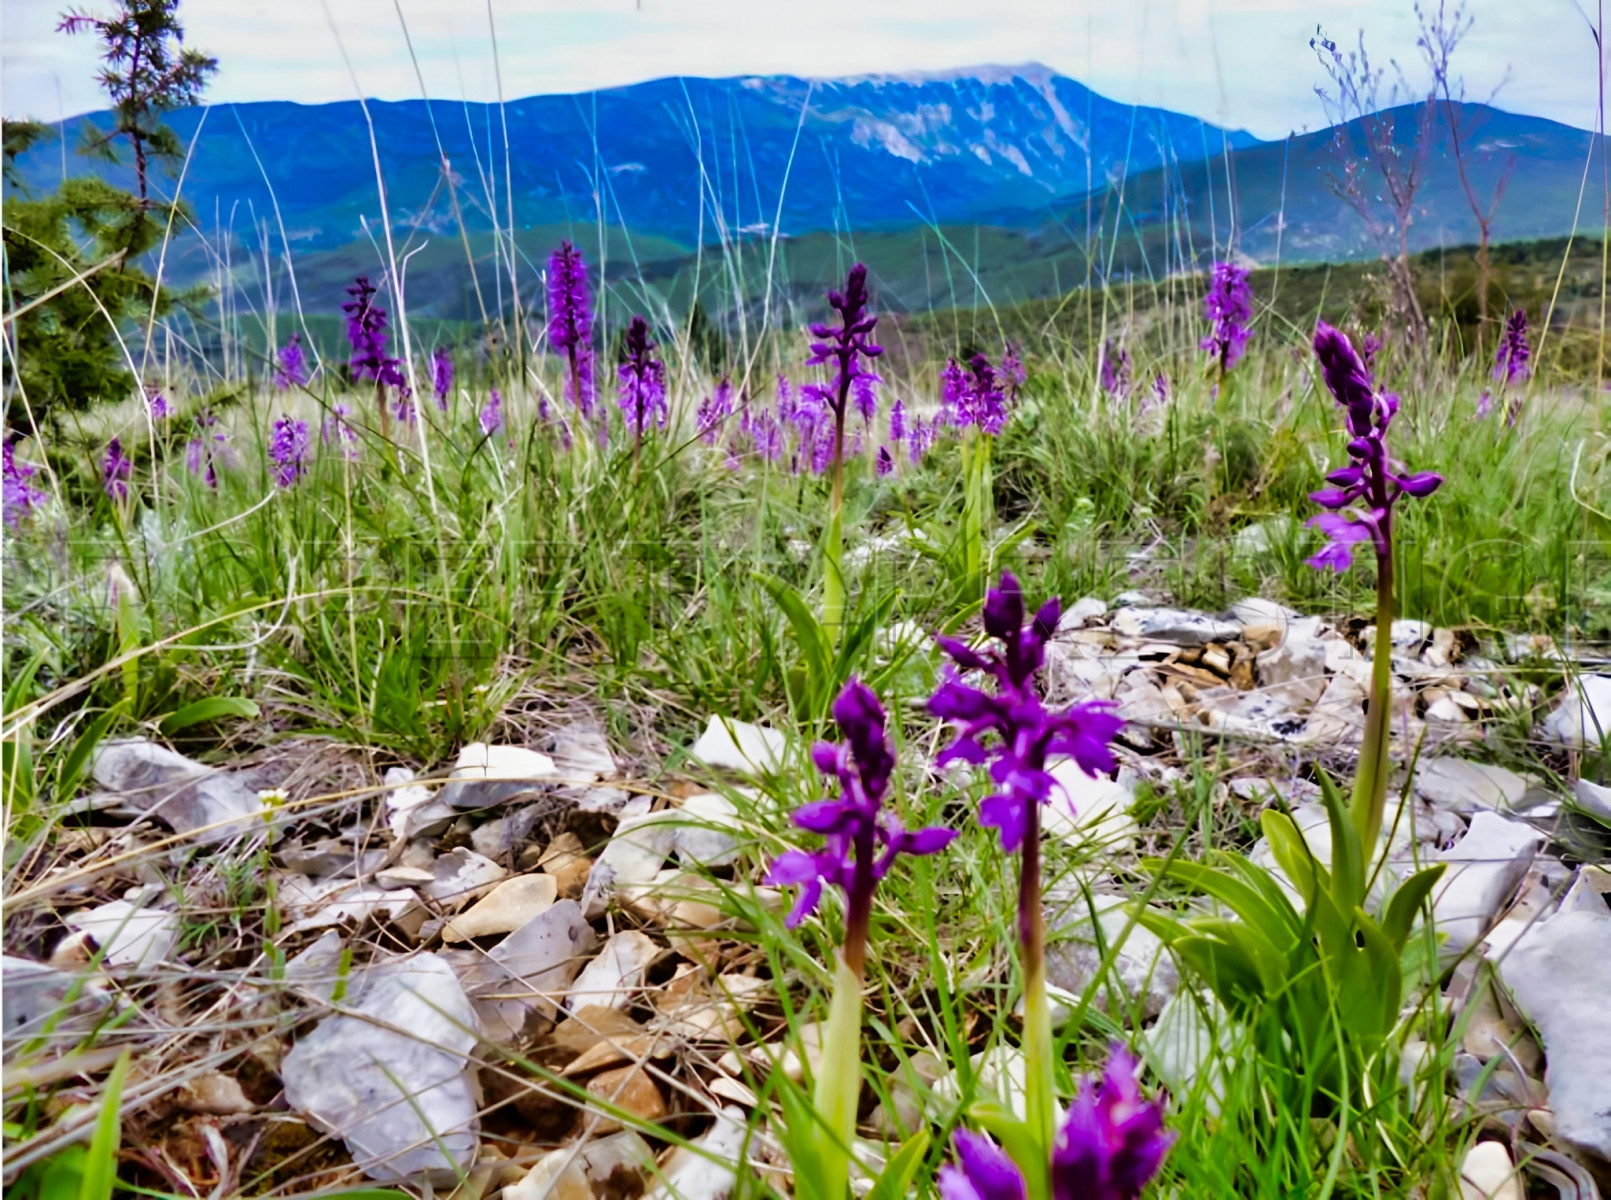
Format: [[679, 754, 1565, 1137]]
[[4, 0, 1607, 140]]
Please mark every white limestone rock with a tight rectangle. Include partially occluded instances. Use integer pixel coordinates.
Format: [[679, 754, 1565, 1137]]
[[91, 738, 270, 843], [1433, 813, 1544, 958], [1541, 674, 1611, 750], [1110, 607, 1240, 646], [579, 797, 676, 919], [1043, 759, 1138, 852], [1042, 892, 1178, 1021], [1414, 759, 1532, 816], [65, 901, 178, 970], [436, 744, 558, 810], [689, 715, 787, 774], [673, 791, 745, 868], [282, 954, 480, 1181], [564, 930, 661, 1013], [1498, 908, 1611, 1162], [450, 899, 596, 1041], [442, 874, 558, 943]]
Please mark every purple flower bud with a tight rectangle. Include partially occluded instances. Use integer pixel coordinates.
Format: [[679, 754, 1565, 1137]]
[[617, 316, 668, 436], [479, 388, 504, 436], [1050, 1045, 1175, 1200], [1476, 389, 1493, 419], [1100, 341, 1131, 400], [938, 1129, 1026, 1200], [147, 390, 170, 419], [342, 278, 409, 396], [889, 397, 906, 443], [876, 445, 894, 476], [268, 416, 310, 488], [930, 572, 1123, 853], [697, 378, 734, 444]]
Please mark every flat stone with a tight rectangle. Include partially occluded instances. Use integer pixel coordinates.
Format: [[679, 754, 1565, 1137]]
[[436, 744, 558, 810], [507, 1132, 656, 1200], [1499, 908, 1611, 1162], [688, 715, 787, 774], [282, 954, 480, 1181], [442, 873, 558, 943], [452, 899, 596, 1041], [1043, 759, 1137, 852], [1572, 777, 1611, 826], [673, 791, 744, 867], [643, 1107, 747, 1200], [281, 930, 347, 1004], [565, 930, 661, 1012], [65, 902, 178, 969], [1110, 607, 1240, 646], [579, 797, 675, 919], [277, 874, 421, 936], [280, 836, 387, 879], [1458, 1141, 1524, 1200], [1252, 614, 1329, 705], [1541, 674, 1611, 750], [584, 1064, 668, 1133], [2, 956, 112, 1046], [1434, 813, 1544, 958], [91, 739, 269, 843], [547, 722, 630, 813], [385, 766, 454, 840], [424, 847, 507, 905], [538, 833, 593, 898], [1414, 759, 1532, 816], [177, 1072, 254, 1115], [1062, 596, 1107, 626]]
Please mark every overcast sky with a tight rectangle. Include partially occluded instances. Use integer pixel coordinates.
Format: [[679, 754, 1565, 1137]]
[[4, 0, 1606, 140]]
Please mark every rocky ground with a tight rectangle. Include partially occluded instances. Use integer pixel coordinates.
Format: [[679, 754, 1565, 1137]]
[[4, 595, 1609, 1198]]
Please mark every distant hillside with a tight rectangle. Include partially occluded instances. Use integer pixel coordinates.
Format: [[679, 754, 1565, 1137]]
[[1061, 100, 1609, 274]]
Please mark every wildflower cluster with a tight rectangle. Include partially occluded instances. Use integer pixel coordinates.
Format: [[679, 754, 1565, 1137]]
[[185, 411, 229, 489], [1100, 341, 1132, 400], [3, 437, 47, 527], [1493, 309, 1531, 384], [269, 416, 310, 488], [102, 437, 131, 500], [431, 347, 454, 410], [1306, 322, 1442, 572], [942, 353, 1009, 434], [617, 316, 667, 438]]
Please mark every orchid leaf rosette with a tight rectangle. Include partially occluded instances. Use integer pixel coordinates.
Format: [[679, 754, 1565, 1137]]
[[764, 678, 954, 1200], [929, 572, 1124, 1199]]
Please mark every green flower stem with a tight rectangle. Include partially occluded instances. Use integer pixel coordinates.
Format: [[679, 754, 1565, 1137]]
[[1019, 799, 1055, 1200], [822, 411, 848, 642], [812, 953, 864, 1200], [1351, 545, 1396, 853]]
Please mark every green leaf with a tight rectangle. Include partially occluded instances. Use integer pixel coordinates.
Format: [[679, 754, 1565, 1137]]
[[759, 573, 831, 709], [55, 704, 125, 802], [1260, 809, 1323, 908], [775, 1077, 829, 1200], [156, 696, 259, 736], [1143, 857, 1294, 955], [1382, 863, 1447, 949], [1320, 775, 1365, 912], [80, 1048, 130, 1200], [865, 1129, 931, 1200], [1172, 934, 1266, 1007]]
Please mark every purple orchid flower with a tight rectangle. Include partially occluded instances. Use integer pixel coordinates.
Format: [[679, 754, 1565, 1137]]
[[3, 437, 47, 527], [275, 332, 309, 390], [697, 378, 734, 445], [547, 241, 595, 418], [147, 390, 170, 420], [431, 347, 454, 410], [807, 263, 884, 498], [185, 411, 229, 489], [1100, 341, 1131, 400], [764, 678, 955, 976], [101, 437, 131, 500], [342, 277, 409, 396], [268, 416, 310, 489], [876, 445, 894, 477], [479, 388, 504, 436], [1201, 261, 1253, 375], [929, 571, 1124, 854], [617, 315, 668, 440], [889, 397, 906, 443], [1493, 308, 1531, 385], [944, 354, 1010, 434], [938, 1046, 1173, 1200], [321, 403, 361, 461], [1305, 323, 1442, 573]]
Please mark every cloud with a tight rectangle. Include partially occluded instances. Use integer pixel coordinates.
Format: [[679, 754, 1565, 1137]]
[[3, 0, 1604, 139]]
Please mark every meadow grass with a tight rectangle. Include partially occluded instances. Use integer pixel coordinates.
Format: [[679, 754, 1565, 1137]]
[[2, 254, 1608, 1199]]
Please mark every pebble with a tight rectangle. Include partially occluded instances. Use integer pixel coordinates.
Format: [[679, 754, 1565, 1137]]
[[424, 847, 507, 905], [539, 832, 594, 898], [547, 721, 630, 813], [673, 791, 745, 867], [1433, 813, 1544, 958], [436, 743, 558, 809], [643, 1107, 747, 1200], [1043, 759, 1138, 851], [579, 797, 675, 919], [1042, 891, 1178, 1020], [1458, 1142, 1524, 1200], [565, 930, 661, 1012], [506, 1132, 656, 1200], [442, 873, 558, 942], [65, 901, 178, 969], [1414, 759, 1532, 816], [584, 1064, 668, 1133], [1110, 607, 1240, 646], [282, 954, 480, 1181], [452, 900, 596, 1040], [1572, 777, 1611, 826], [689, 715, 787, 774], [1062, 596, 1108, 627], [1541, 673, 1611, 749], [2, 956, 112, 1044], [385, 766, 454, 840], [91, 739, 270, 843]]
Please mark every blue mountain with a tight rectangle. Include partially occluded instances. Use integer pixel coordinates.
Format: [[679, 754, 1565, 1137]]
[[9, 63, 1258, 249]]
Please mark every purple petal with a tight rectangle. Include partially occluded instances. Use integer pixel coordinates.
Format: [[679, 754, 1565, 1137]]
[[979, 791, 1030, 853], [1397, 470, 1443, 497], [763, 849, 819, 887], [893, 824, 958, 857], [950, 1130, 1027, 1200], [793, 799, 852, 834], [935, 635, 991, 673]]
